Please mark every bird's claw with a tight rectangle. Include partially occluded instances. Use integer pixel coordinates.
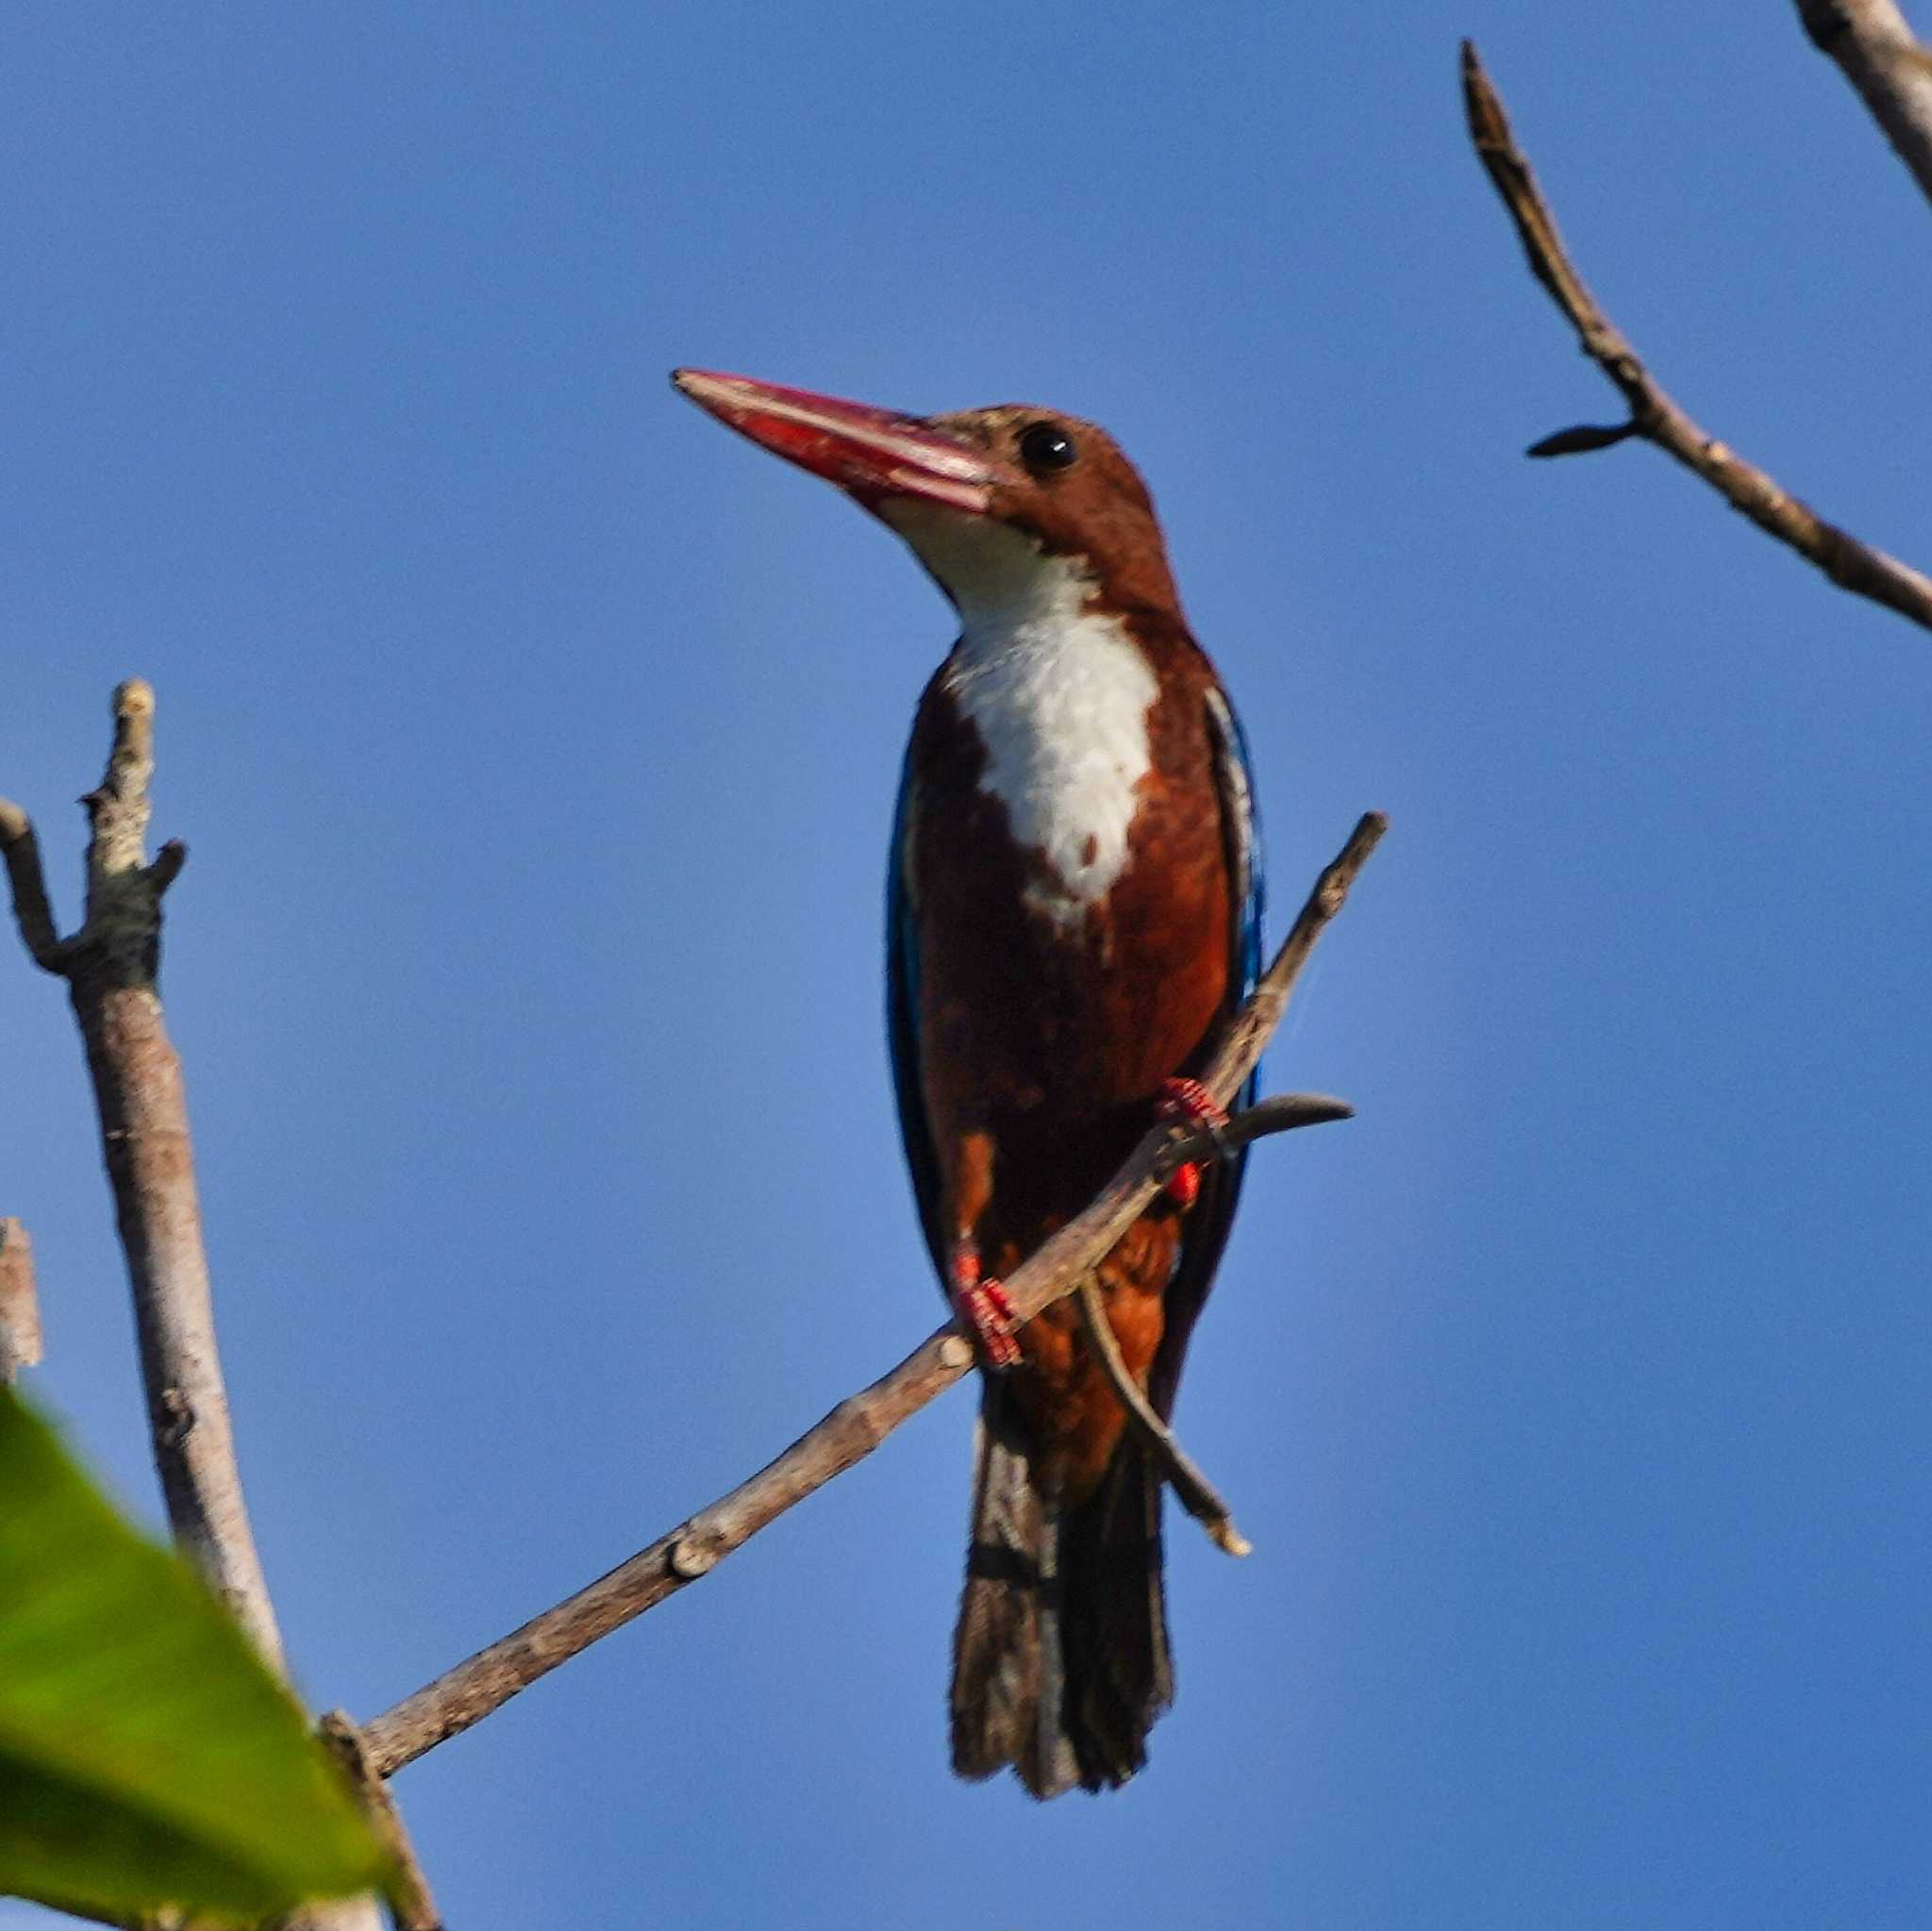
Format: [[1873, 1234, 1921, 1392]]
[[954, 1279, 1022, 1370], [1158, 1077, 1231, 1204], [950, 1243, 1022, 1371], [1158, 1076, 1229, 1133]]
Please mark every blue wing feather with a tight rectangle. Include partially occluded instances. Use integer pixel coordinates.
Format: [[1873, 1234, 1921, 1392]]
[[1148, 685, 1265, 1420], [1222, 691, 1266, 1100], [887, 741, 949, 1289]]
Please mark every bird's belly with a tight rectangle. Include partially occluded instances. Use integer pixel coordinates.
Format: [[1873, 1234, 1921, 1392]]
[[914, 787, 1233, 1221], [906, 692, 1237, 1501]]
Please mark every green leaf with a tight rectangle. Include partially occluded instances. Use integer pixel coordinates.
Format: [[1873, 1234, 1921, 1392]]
[[0, 1387, 390, 1922]]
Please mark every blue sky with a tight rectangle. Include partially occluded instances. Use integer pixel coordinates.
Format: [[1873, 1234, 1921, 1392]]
[[4, 4, 1929, 1926]]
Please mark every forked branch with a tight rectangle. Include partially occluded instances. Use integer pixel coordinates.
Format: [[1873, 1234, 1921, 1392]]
[[2, 689, 401, 1930], [1076, 1090, 1357, 1558], [1074, 1272, 1252, 1556], [1461, 39, 1932, 633], [318, 1715, 441, 1931], [0, 682, 286, 1665], [358, 811, 1387, 1778]]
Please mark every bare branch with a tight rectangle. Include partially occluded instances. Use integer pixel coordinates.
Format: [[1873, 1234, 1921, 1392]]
[[8, 690, 400, 1931], [1074, 1273, 1251, 1556], [1002, 1092, 1357, 1563], [1193, 813, 1387, 1107], [1461, 39, 1932, 633], [1063, 1099, 1355, 1557], [358, 811, 1387, 1778], [1186, 1090, 1353, 1147], [318, 1716, 441, 1931], [0, 1219, 43, 1384], [0, 799, 67, 970], [2, 682, 284, 1664], [1798, 0, 1932, 205]]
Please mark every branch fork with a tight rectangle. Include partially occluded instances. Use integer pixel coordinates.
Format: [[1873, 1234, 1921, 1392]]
[[1462, 37, 1932, 632], [3, 686, 402, 1928], [0, 682, 285, 1660]]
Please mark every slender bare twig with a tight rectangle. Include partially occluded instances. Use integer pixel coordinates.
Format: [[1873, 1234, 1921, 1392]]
[[1461, 40, 1932, 633], [0, 682, 285, 1663], [318, 1716, 441, 1931], [1797, 0, 1932, 204], [1069, 1092, 1353, 1560], [1172, 1090, 1354, 1156], [1074, 1273, 1252, 1556], [0, 1219, 43, 1385], [0, 805, 63, 968], [358, 811, 1386, 1779]]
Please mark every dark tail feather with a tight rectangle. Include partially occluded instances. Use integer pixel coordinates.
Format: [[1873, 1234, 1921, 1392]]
[[951, 1387, 1172, 1799]]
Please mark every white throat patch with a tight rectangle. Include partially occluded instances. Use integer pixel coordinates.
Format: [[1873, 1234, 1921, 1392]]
[[882, 500, 1158, 928]]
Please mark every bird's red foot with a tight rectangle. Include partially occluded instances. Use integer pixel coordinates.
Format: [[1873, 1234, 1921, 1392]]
[[950, 1243, 1022, 1371], [956, 1280, 1022, 1370], [1158, 1076, 1228, 1134], [1158, 1077, 1230, 1207]]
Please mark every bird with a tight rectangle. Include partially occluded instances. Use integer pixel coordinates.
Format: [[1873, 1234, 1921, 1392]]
[[672, 368, 1262, 1798]]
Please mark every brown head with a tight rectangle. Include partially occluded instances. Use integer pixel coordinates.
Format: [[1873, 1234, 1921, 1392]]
[[671, 369, 1185, 625]]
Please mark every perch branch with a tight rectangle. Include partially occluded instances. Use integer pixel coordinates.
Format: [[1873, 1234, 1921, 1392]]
[[1461, 39, 1932, 633], [0, 1219, 43, 1385], [358, 811, 1387, 1778], [1797, 0, 1932, 206]]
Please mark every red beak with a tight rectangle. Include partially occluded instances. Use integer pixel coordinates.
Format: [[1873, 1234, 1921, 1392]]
[[672, 368, 1002, 516]]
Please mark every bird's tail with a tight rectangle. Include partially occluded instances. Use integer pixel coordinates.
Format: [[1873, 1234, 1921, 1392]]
[[950, 1383, 1172, 1798]]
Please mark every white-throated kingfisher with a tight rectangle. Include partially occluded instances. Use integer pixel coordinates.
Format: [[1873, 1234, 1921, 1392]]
[[673, 368, 1262, 1799]]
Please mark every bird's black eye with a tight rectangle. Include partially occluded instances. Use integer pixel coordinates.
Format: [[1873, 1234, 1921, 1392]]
[[1018, 422, 1078, 474]]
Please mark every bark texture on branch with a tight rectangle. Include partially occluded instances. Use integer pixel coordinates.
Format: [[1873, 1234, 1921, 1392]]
[[318, 1715, 441, 1931], [0, 683, 283, 1663], [3, 687, 396, 1931], [1461, 40, 1932, 634], [358, 812, 1387, 1779], [1074, 1090, 1354, 1557], [1074, 1270, 1252, 1556], [1798, 0, 1932, 205], [0, 1219, 43, 1384]]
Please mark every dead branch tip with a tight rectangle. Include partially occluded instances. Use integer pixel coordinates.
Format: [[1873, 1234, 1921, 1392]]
[[1464, 39, 1932, 630]]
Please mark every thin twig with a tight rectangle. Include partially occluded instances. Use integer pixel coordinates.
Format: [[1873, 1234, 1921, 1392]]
[[318, 1716, 442, 1931], [1797, 0, 1932, 205], [1158, 1090, 1355, 1177], [0, 1219, 43, 1384], [358, 811, 1387, 1778], [1074, 1273, 1252, 1556], [1461, 39, 1932, 633], [1069, 1091, 1354, 1559], [0, 801, 65, 969]]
